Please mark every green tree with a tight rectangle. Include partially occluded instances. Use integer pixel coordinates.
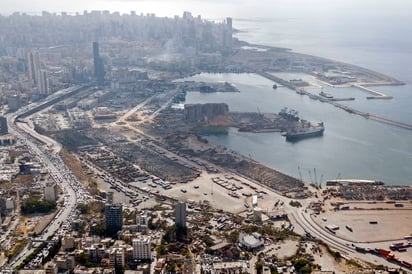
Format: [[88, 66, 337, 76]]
[[77, 252, 97, 267], [21, 199, 56, 214], [202, 235, 214, 247], [293, 258, 312, 274], [77, 203, 88, 214], [255, 260, 264, 274], [228, 231, 239, 243], [90, 222, 106, 236]]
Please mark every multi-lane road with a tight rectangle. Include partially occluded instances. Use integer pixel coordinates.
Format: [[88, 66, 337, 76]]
[[4, 87, 91, 269], [286, 203, 408, 271]]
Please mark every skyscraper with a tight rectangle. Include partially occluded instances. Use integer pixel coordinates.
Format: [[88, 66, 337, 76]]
[[174, 202, 186, 228], [28, 51, 40, 85], [93, 42, 105, 82], [222, 17, 233, 52], [0, 117, 8, 136], [105, 203, 123, 236], [38, 69, 49, 95], [28, 51, 50, 95]]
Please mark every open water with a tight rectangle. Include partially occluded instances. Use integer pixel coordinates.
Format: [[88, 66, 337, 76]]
[[182, 2, 412, 185]]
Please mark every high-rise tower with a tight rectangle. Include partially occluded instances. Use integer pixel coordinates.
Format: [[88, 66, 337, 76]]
[[0, 117, 8, 135], [222, 17, 233, 52], [38, 69, 49, 95], [105, 203, 123, 236], [28, 51, 40, 85], [174, 202, 186, 228], [93, 42, 105, 83]]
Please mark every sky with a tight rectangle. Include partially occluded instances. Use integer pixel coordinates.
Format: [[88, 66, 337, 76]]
[[2, 0, 412, 19]]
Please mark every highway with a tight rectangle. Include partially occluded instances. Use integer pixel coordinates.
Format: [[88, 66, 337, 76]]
[[285, 203, 409, 271], [4, 87, 91, 269]]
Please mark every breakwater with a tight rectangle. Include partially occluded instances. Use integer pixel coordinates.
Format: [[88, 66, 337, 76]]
[[257, 72, 412, 131]]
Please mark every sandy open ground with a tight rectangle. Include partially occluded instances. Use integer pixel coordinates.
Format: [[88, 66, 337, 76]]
[[160, 172, 248, 213], [314, 209, 412, 243]]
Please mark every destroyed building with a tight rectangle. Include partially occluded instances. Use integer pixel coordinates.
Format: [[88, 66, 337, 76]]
[[184, 103, 229, 123]]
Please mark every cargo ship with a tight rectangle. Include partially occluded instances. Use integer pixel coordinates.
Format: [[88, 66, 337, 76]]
[[284, 122, 324, 141]]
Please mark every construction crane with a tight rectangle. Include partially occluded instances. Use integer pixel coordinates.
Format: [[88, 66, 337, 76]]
[[297, 165, 303, 183], [308, 169, 314, 185], [319, 174, 324, 188], [257, 107, 262, 116], [336, 172, 342, 180]]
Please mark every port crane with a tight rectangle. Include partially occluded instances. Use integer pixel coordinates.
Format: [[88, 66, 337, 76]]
[[297, 165, 303, 183], [319, 174, 324, 188], [314, 168, 318, 187], [308, 169, 314, 185], [336, 172, 342, 180]]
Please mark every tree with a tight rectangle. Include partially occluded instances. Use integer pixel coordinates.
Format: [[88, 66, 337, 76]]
[[90, 222, 106, 236], [77, 203, 88, 214], [255, 260, 264, 274], [293, 258, 312, 274], [77, 252, 97, 267], [228, 231, 239, 243], [201, 235, 214, 247], [289, 200, 302, 208], [21, 199, 56, 214]]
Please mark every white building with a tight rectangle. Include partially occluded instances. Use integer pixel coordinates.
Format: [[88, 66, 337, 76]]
[[136, 212, 148, 226], [56, 255, 76, 271], [132, 236, 151, 260], [239, 232, 264, 250], [44, 261, 58, 274], [44, 182, 58, 202], [5, 197, 15, 211], [252, 194, 258, 208], [136, 211, 148, 233], [109, 247, 125, 268]]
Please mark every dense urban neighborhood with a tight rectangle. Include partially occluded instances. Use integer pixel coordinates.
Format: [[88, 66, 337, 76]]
[[0, 10, 411, 274]]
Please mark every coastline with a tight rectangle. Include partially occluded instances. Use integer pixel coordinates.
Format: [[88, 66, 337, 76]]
[[232, 38, 404, 86], [221, 39, 412, 131]]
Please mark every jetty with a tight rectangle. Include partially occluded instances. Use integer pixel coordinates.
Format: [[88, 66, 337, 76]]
[[256, 71, 298, 90], [352, 84, 393, 99], [367, 115, 412, 131], [331, 97, 355, 101], [331, 102, 412, 131], [256, 71, 412, 131]]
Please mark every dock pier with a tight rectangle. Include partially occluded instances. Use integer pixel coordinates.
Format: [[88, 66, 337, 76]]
[[352, 84, 393, 99], [256, 71, 298, 90], [256, 71, 412, 131]]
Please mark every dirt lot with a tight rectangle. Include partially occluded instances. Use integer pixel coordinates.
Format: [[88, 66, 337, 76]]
[[159, 172, 246, 213], [314, 209, 412, 242], [315, 200, 412, 243]]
